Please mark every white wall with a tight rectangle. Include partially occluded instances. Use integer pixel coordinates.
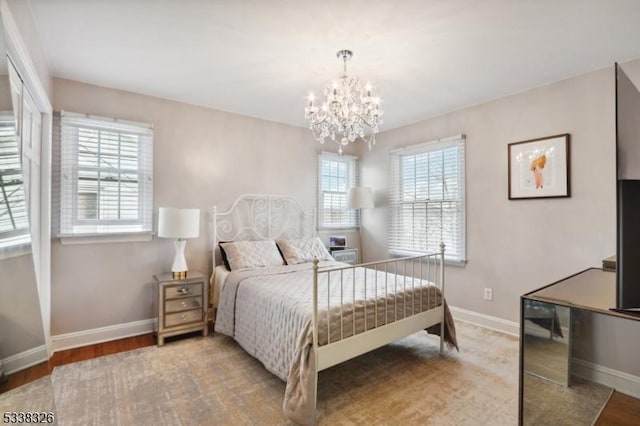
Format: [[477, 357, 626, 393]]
[[359, 63, 628, 323], [50, 78, 360, 336]]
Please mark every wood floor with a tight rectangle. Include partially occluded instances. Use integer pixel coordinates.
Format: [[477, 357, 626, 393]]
[[0, 361, 50, 394], [0, 333, 155, 394], [2, 332, 640, 425], [595, 391, 640, 425]]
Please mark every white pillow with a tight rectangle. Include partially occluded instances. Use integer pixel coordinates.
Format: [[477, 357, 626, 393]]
[[276, 238, 333, 265], [219, 240, 284, 271]]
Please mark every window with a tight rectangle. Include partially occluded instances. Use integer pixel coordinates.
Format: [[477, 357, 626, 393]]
[[389, 136, 466, 263], [0, 113, 29, 248], [60, 112, 153, 238], [317, 153, 359, 228]]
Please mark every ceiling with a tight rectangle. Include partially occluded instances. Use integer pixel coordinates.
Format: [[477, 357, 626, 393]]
[[28, 0, 640, 131]]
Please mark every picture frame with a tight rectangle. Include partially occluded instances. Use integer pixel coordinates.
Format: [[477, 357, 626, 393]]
[[329, 236, 346, 249], [508, 134, 570, 200]]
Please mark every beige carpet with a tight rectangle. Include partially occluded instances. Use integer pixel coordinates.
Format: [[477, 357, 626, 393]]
[[2, 322, 523, 425], [523, 373, 612, 426], [0, 376, 56, 413], [0, 376, 57, 424], [1, 321, 616, 425]]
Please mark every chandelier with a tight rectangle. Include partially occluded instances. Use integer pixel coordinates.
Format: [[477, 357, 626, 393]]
[[304, 49, 383, 155]]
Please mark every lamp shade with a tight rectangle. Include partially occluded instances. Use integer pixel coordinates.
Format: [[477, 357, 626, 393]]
[[158, 207, 200, 239], [347, 186, 374, 209]]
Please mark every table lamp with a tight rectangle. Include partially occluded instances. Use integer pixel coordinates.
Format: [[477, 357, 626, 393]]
[[158, 207, 200, 279], [347, 186, 374, 262]]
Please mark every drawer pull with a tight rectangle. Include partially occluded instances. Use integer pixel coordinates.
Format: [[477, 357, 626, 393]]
[[181, 314, 187, 321], [177, 287, 191, 295]]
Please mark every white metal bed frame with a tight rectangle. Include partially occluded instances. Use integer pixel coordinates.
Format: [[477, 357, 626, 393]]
[[212, 194, 446, 421]]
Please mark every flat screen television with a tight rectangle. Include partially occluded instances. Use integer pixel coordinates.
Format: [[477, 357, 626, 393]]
[[615, 63, 640, 311]]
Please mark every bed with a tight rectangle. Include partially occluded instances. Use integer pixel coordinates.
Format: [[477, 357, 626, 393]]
[[211, 194, 457, 424]]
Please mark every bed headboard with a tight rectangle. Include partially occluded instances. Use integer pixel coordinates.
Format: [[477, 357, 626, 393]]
[[211, 194, 316, 269]]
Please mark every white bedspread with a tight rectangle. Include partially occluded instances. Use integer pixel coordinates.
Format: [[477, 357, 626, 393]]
[[215, 261, 456, 424]]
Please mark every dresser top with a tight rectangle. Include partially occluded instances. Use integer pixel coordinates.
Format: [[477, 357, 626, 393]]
[[525, 268, 640, 321]]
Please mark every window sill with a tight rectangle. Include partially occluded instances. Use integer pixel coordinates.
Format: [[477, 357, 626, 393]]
[[318, 226, 360, 231], [59, 232, 153, 245], [388, 250, 467, 267], [0, 242, 32, 261]]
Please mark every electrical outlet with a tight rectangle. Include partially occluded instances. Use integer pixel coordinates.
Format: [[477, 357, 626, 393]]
[[484, 288, 493, 301]]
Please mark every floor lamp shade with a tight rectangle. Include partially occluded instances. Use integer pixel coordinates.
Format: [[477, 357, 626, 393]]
[[158, 207, 200, 279], [347, 186, 374, 209]]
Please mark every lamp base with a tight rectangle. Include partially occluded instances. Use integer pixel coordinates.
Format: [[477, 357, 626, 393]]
[[171, 239, 189, 280], [172, 271, 187, 280]]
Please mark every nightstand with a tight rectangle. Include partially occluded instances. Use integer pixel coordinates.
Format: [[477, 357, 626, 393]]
[[153, 272, 208, 346], [331, 248, 358, 265]]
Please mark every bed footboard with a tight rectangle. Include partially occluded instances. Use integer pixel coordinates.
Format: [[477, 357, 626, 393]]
[[312, 243, 446, 372]]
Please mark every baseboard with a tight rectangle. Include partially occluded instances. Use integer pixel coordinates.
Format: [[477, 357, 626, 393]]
[[572, 358, 640, 399], [449, 306, 519, 336], [51, 319, 156, 353], [1, 345, 48, 375]]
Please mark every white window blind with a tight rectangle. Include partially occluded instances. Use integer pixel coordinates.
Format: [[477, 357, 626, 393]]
[[389, 135, 466, 262], [318, 153, 359, 228], [60, 111, 153, 237], [0, 112, 29, 247]]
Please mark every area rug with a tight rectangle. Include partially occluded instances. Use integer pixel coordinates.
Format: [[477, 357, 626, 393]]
[[1, 320, 617, 425], [45, 321, 518, 425], [523, 373, 612, 426], [0, 376, 56, 420]]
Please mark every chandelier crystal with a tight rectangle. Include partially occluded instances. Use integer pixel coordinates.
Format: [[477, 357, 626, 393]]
[[304, 49, 383, 155]]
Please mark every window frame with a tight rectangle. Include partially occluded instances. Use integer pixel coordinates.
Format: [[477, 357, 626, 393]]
[[59, 111, 153, 243], [389, 136, 466, 264], [317, 152, 359, 229], [0, 111, 31, 252]]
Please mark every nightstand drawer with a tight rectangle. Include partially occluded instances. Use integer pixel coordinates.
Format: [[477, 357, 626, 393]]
[[165, 283, 202, 299], [165, 296, 202, 313], [164, 309, 203, 327]]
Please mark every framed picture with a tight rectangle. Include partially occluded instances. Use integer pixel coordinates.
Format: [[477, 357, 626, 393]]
[[329, 236, 346, 248], [508, 134, 570, 200]]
